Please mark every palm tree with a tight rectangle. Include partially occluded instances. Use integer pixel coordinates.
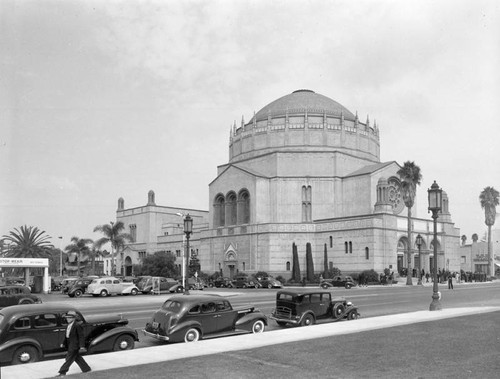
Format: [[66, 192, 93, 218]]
[[65, 236, 93, 276], [479, 186, 499, 276], [397, 161, 422, 285], [94, 221, 132, 276], [1, 225, 54, 278]]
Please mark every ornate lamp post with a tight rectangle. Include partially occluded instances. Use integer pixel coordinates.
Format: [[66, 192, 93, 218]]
[[428, 181, 443, 311], [183, 214, 193, 294], [58, 236, 63, 277], [416, 234, 423, 285]]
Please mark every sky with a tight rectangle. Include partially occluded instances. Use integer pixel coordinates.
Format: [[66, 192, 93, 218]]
[[1, 0, 499, 249]]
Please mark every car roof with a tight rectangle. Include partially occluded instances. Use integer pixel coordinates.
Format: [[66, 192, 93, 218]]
[[0, 303, 78, 318], [166, 294, 223, 304], [276, 289, 332, 296]]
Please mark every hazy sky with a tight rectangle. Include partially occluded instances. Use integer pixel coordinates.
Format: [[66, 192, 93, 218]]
[[1, 0, 499, 248]]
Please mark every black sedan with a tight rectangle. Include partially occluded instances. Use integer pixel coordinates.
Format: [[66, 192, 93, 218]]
[[143, 294, 267, 343], [0, 303, 139, 365]]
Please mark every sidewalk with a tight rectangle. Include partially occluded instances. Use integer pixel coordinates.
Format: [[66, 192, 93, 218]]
[[3, 305, 500, 379]]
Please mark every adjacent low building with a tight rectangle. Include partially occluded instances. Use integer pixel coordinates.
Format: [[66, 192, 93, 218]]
[[116, 90, 461, 279]]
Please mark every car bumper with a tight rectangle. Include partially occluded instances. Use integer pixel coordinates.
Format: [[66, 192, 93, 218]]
[[142, 329, 170, 341]]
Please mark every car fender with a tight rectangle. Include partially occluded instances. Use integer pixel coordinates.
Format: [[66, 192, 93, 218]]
[[169, 284, 182, 293], [234, 312, 268, 329], [88, 327, 138, 350], [297, 311, 316, 324], [169, 320, 204, 340], [0, 337, 44, 359]]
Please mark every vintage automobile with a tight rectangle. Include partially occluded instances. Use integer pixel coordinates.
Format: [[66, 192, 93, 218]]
[[207, 277, 233, 288], [67, 277, 98, 298], [232, 276, 262, 289], [0, 286, 42, 309], [137, 276, 183, 294], [269, 289, 360, 327], [320, 275, 357, 289], [143, 294, 267, 343], [0, 303, 139, 365], [256, 276, 283, 289], [86, 277, 140, 297], [60, 277, 79, 294]]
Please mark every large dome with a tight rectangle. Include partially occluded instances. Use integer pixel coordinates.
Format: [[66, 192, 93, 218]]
[[251, 89, 356, 122]]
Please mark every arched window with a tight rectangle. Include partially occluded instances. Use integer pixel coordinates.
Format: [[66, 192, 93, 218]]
[[226, 192, 237, 226], [345, 241, 348, 254], [213, 194, 225, 227], [349, 241, 353, 254], [286, 261, 291, 271], [329, 236, 333, 248], [365, 247, 369, 260], [238, 189, 251, 224], [302, 185, 312, 222]]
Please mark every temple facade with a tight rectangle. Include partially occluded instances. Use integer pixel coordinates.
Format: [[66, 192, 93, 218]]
[[115, 90, 461, 279]]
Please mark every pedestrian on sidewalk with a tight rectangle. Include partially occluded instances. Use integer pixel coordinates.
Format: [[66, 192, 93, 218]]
[[447, 274, 454, 290], [56, 310, 91, 376]]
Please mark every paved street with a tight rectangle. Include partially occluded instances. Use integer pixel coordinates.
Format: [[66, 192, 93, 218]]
[[2, 280, 500, 378]]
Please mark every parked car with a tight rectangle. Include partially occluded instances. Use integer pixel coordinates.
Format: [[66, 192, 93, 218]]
[[256, 276, 283, 289], [207, 277, 233, 288], [86, 277, 140, 297], [67, 277, 96, 298], [232, 276, 262, 289], [0, 286, 42, 309], [269, 289, 360, 327], [60, 277, 79, 294], [320, 275, 357, 289], [0, 303, 139, 365], [143, 294, 267, 343], [136, 276, 183, 294]]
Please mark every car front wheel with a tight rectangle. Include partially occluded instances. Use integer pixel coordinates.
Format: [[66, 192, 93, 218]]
[[301, 314, 314, 326], [130, 288, 138, 296], [347, 310, 359, 320], [345, 283, 352, 289], [184, 328, 200, 343], [321, 283, 329, 289], [113, 335, 135, 351], [12, 345, 39, 365], [74, 289, 83, 297], [251, 320, 265, 333]]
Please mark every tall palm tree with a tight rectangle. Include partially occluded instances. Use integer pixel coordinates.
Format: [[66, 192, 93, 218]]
[[65, 236, 93, 276], [479, 186, 499, 276], [93, 221, 132, 276], [1, 225, 54, 278], [397, 161, 422, 285]]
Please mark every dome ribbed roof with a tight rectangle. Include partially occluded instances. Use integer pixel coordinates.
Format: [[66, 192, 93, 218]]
[[251, 89, 356, 122]]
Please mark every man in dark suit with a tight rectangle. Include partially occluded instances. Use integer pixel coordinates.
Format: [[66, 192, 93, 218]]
[[56, 310, 91, 376]]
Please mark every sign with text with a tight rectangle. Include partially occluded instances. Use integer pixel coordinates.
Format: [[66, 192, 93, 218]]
[[0, 258, 49, 267]]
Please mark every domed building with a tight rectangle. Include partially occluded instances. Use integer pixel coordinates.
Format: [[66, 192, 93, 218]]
[[115, 90, 460, 280]]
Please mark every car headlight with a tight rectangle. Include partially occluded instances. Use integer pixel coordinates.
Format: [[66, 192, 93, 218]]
[[346, 301, 352, 306]]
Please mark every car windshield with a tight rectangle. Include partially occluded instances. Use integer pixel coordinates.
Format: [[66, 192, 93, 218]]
[[161, 300, 182, 312]]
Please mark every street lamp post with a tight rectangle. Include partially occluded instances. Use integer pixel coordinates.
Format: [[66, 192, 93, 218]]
[[183, 214, 193, 294], [58, 236, 63, 277], [416, 234, 423, 285], [428, 181, 443, 311]]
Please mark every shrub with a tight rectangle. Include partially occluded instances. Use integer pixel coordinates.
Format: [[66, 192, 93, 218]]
[[275, 275, 286, 284], [324, 267, 341, 279]]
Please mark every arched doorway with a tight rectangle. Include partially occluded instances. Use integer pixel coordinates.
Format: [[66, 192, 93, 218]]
[[397, 237, 409, 275], [124, 256, 133, 276]]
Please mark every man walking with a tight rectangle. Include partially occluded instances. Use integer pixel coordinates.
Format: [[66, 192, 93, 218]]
[[56, 310, 91, 376]]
